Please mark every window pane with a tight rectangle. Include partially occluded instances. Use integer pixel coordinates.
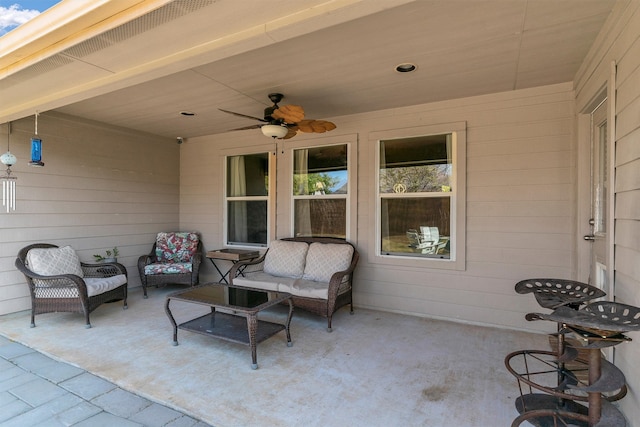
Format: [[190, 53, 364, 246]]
[[594, 120, 607, 233], [293, 145, 347, 195], [227, 153, 269, 197], [381, 197, 450, 258], [227, 200, 267, 246], [380, 135, 452, 193], [294, 199, 346, 238]]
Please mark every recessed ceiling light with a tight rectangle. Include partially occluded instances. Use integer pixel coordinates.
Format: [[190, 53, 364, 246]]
[[395, 63, 417, 73], [180, 111, 196, 116]]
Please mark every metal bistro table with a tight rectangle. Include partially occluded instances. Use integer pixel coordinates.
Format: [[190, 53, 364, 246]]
[[165, 283, 293, 369], [206, 249, 260, 284]]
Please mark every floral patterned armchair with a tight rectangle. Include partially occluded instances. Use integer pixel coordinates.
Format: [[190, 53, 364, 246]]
[[137, 232, 202, 298]]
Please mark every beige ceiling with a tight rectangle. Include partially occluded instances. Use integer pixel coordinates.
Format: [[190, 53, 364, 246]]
[[0, 0, 617, 139]]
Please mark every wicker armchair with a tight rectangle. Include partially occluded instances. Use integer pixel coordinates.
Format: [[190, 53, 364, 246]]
[[137, 232, 203, 298], [15, 243, 128, 328]]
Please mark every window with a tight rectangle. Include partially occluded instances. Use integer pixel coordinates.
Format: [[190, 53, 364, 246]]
[[293, 144, 348, 238], [225, 152, 271, 247], [374, 122, 466, 268]]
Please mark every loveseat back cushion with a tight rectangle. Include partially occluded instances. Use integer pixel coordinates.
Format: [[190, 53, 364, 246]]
[[144, 262, 193, 275], [302, 242, 354, 283], [155, 232, 199, 263], [263, 240, 309, 279], [26, 245, 84, 278]]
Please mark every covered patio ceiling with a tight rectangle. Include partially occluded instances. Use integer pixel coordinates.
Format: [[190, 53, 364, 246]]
[[0, 0, 616, 139]]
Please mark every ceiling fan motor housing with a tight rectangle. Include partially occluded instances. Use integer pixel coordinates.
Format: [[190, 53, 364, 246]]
[[264, 106, 280, 122], [264, 93, 284, 122], [268, 93, 284, 104]]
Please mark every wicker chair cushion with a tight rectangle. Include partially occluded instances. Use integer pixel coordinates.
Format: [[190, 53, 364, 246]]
[[263, 240, 309, 279], [26, 246, 84, 278], [144, 262, 193, 275], [83, 274, 128, 297], [155, 232, 199, 263], [34, 274, 127, 298], [303, 242, 354, 283]]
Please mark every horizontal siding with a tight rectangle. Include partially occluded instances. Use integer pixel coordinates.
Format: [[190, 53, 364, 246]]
[[616, 129, 640, 167], [180, 82, 574, 338], [616, 158, 640, 192], [575, 1, 640, 424], [0, 113, 180, 312]]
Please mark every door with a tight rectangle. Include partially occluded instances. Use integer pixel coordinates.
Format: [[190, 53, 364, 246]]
[[585, 100, 610, 297]]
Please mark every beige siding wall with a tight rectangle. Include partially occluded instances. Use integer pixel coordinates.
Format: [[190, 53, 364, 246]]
[[0, 113, 179, 315], [181, 82, 576, 335], [574, 1, 640, 425]]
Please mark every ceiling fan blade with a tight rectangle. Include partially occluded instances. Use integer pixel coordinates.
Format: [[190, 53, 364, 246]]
[[229, 124, 263, 131], [271, 105, 305, 124], [219, 108, 267, 122], [282, 126, 298, 139], [297, 119, 336, 133]]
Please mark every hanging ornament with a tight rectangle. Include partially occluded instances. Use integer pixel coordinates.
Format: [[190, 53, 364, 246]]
[[1, 122, 17, 213], [29, 112, 44, 167]]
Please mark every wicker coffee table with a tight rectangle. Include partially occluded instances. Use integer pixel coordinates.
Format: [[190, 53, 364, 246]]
[[165, 284, 293, 369]]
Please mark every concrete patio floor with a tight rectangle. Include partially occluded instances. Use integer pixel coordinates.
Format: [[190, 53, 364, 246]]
[[0, 285, 549, 426]]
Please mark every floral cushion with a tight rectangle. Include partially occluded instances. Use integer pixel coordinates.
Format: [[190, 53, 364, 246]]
[[144, 262, 193, 275], [155, 232, 199, 263]]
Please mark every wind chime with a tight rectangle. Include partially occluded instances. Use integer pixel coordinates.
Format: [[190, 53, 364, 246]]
[[1, 122, 17, 213]]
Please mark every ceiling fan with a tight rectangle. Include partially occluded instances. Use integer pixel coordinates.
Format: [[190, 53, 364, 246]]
[[219, 93, 336, 139]]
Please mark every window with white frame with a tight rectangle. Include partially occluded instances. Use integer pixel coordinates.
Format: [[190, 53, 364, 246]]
[[225, 152, 271, 247], [378, 131, 461, 261], [292, 144, 348, 238]]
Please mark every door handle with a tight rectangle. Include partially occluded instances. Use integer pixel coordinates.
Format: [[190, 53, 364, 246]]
[[584, 235, 595, 241]]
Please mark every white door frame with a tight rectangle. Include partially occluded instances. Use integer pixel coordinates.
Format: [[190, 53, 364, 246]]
[[576, 62, 616, 299]]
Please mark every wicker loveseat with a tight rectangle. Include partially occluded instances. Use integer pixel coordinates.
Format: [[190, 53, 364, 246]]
[[15, 243, 128, 328], [137, 232, 203, 298], [229, 237, 359, 331]]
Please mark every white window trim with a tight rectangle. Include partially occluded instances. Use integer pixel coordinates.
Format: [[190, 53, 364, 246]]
[[221, 144, 276, 249], [281, 134, 358, 241], [370, 122, 466, 271]]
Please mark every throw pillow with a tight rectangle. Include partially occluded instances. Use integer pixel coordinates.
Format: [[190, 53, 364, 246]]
[[263, 240, 309, 278], [27, 246, 84, 277], [303, 242, 354, 282]]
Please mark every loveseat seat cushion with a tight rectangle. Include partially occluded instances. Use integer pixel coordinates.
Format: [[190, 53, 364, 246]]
[[233, 273, 297, 293], [263, 240, 309, 279], [155, 232, 199, 263], [302, 242, 354, 283], [144, 262, 193, 275], [27, 246, 84, 278], [285, 278, 329, 299]]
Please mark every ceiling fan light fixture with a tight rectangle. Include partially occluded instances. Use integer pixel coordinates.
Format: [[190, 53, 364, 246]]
[[261, 124, 289, 139]]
